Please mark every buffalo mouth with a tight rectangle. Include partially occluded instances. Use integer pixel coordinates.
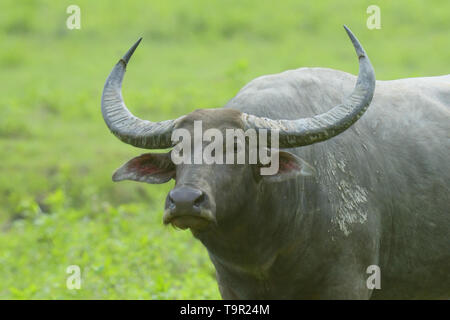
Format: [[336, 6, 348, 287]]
[[163, 209, 215, 231]]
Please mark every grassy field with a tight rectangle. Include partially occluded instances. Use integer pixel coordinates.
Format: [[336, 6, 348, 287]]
[[0, 0, 448, 299]]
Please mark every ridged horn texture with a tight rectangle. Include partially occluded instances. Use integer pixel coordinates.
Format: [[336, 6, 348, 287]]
[[101, 38, 180, 149], [241, 25, 376, 148]]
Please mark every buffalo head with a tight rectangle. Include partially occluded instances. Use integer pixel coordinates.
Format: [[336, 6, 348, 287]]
[[101, 26, 375, 235]]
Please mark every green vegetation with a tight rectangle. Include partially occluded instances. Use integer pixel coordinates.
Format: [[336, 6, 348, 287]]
[[0, 0, 448, 299]]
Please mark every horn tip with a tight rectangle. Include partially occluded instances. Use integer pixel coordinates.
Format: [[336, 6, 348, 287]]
[[343, 25, 366, 58], [122, 37, 143, 64]]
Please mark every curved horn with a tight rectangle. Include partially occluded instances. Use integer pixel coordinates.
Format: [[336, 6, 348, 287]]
[[101, 38, 180, 149], [241, 26, 376, 148]]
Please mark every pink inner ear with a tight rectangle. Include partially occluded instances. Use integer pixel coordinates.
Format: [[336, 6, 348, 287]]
[[114, 152, 175, 183], [138, 166, 168, 175], [127, 154, 173, 176], [278, 154, 300, 173]]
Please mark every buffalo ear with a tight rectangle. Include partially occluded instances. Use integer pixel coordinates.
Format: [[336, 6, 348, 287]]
[[257, 150, 316, 183], [112, 152, 175, 184]]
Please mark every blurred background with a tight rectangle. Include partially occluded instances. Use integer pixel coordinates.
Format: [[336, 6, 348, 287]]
[[0, 0, 448, 299]]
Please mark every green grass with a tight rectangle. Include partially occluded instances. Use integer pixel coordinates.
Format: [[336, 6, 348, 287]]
[[0, 0, 448, 299]]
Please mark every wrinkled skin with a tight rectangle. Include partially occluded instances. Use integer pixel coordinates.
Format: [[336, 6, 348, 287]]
[[115, 69, 450, 299]]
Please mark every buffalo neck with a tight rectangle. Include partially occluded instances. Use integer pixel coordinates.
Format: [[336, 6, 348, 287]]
[[193, 177, 316, 282]]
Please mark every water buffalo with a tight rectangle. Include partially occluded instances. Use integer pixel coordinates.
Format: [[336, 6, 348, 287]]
[[101, 26, 450, 299]]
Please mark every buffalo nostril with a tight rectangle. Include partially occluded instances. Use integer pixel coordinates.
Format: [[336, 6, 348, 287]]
[[193, 193, 205, 208], [167, 191, 176, 208]]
